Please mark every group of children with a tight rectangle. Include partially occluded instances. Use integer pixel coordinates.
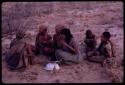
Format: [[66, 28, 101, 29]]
[[5, 24, 115, 71], [84, 29, 115, 66]]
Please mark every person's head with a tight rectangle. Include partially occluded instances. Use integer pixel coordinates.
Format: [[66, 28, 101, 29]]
[[55, 24, 65, 34], [101, 31, 111, 42], [86, 29, 94, 38], [60, 28, 73, 44], [16, 30, 25, 39], [39, 25, 48, 35]]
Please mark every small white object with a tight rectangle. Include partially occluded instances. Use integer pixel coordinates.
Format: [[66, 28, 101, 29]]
[[44, 63, 60, 71], [54, 63, 60, 70]]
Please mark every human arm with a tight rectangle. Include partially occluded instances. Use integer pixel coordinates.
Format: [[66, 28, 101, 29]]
[[60, 39, 78, 54], [109, 40, 116, 57]]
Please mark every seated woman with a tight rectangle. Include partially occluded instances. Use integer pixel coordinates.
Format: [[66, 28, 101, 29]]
[[84, 30, 97, 60], [87, 31, 115, 66], [55, 28, 82, 64], [6, 30, 35, 71], [52, 24, 65, 61], [53, 24, 65, 49], [35, 25, 54, 61]]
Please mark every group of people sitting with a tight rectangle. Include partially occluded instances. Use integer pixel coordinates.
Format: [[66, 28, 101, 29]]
[[5, 24, 115, 71]]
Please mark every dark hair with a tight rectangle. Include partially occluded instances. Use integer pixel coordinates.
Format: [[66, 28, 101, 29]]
[[60, 28, 73, 44], [86, 29, 94, 39], [103, 32, 111, 40]]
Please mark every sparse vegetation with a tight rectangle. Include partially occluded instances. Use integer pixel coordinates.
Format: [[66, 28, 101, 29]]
[[2, 2, 123, 83]]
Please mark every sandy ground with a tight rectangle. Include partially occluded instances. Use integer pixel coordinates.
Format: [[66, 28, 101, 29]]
[[2, 2, 123, 83]]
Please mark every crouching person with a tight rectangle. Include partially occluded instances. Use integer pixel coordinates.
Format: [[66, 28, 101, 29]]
[[6, 30, 35, 71], [84, 29, 97, 60], [35, 25, 55, 61], [55, 28, 82, 64]]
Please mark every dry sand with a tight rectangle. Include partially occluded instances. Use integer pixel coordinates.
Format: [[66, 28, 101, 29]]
[[2, 2, 123, 83]]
